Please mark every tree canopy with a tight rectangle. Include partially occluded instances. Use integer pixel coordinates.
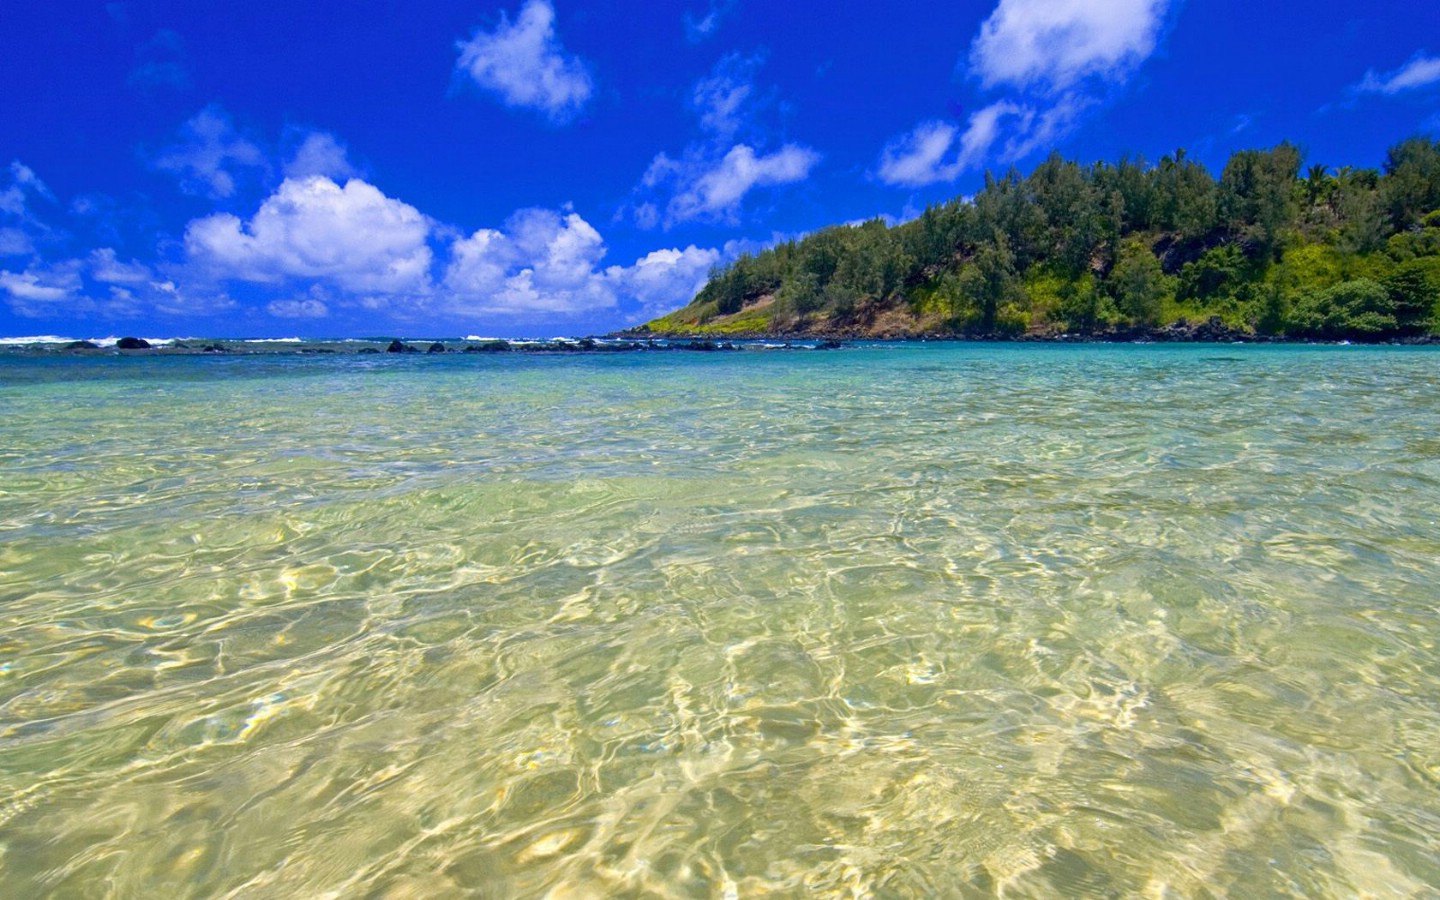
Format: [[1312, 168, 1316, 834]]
[[647, 137, 1440, 341]]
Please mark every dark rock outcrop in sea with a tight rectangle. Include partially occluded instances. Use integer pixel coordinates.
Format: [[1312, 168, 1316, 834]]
[[427, 342, 447, 353], [116, 337, 151, 349], [61, 340, 101, 350]]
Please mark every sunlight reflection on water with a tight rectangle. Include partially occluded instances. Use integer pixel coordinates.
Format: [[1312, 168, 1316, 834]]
[[1, 344, 1438, 896]]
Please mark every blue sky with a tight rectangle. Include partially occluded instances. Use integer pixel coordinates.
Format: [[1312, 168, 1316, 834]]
[[2, 0, 1437, 339]]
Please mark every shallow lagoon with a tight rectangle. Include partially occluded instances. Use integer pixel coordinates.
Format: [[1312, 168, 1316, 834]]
[[2, 344, 1438, 896]]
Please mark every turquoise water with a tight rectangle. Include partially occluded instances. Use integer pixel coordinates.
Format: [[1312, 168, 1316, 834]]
[[1, 344, 1438, 897]]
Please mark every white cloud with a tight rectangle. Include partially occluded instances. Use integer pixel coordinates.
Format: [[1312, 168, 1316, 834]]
[[999, 94, 1092, 160], [0, 268, 74, 302], [0, 253, 238, 319], [155, 106, 267, 199], [284, 132, 360, 181], [606, 245, 719, 318], [970, 0, 1168, 93], [1356, 53, 1440, 95], [146, 279, 237, 317], [877, 0, 1166, 185], [0, 262, 86, 317], [692, 53, 761, 139], [631, 53, 816, 227], [456, 0, 593, 123], [1, 161, 55, 226], [444, 207, 612, 314], [633, 202, 660, 230], [1, 161, 55, 215], [441, 206, 721, 319], [878, 121, 962, 187], [0, 162, 63, 258], [185, 175, 433, 294], [268, 297, 330, 319], [648, 144, 819, 226], [90, 248, 152, 284], [877, 102, 1029, 186]]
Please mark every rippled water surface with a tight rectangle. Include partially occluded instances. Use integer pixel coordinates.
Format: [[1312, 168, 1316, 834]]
[[2, 344, 1439, 897]]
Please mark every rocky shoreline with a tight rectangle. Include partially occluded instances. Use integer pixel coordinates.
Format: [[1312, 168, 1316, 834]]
[[621, 315, 1440, 346], [2, 336, 845, 356], [7, 318, 1439, 357]]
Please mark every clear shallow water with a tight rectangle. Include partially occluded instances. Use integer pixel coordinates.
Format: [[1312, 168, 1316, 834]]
[[1, 344, 1439, 897]]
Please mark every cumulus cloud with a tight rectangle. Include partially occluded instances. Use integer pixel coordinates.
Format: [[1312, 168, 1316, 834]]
[[1355, 53, 1440, 96], [444, 207, 612, 314], [606, 245, 719, 318], [456, 0, 593, 123], [284, 132, 361, 181], [155, 106, 268, 199], [970, 0, 1168, 93], [877, 0, 1167, 186], [185, 175, 433, 294], [441, 206, 722, 318]]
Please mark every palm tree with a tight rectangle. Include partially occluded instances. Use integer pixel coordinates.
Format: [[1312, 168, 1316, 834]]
[[1304, 164, 1332, 207]]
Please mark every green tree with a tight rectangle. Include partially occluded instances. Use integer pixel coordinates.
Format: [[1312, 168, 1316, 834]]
[[1219, 142, 1301, 258], [1382, 137, 1440, 230], [958, 232, 1023, 332], [1177, 244, 1248, 304], [1154, 149, 1219, 246], [1335, 179, 1388, 256], [776, 270, 822, 317], [1303, 164, 1333, 207], [1288, 278, 1397, 338], [1057, 273, 1117, 332], [1110, 240, 1168, 325], [1383, 261, 1439, 333]]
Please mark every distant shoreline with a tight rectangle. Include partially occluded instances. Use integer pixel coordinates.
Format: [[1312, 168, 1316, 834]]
[[615, 324, 1440, 346], [0, 336, 842, 355], [3, 330, 1439, 357]]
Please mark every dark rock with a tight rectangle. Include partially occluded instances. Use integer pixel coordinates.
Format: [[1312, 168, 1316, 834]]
[[463, 340, 512, 352], [202, 343, 227, 352], [115, 336, 151, 349], [427, 342, 447, 354], [61, 340, 100, 350], [815, 339, 843, 350], [386, 339, 412, 353]]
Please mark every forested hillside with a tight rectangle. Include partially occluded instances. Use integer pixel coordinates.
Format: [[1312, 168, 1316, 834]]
[[645, 138, 1440, 340]]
